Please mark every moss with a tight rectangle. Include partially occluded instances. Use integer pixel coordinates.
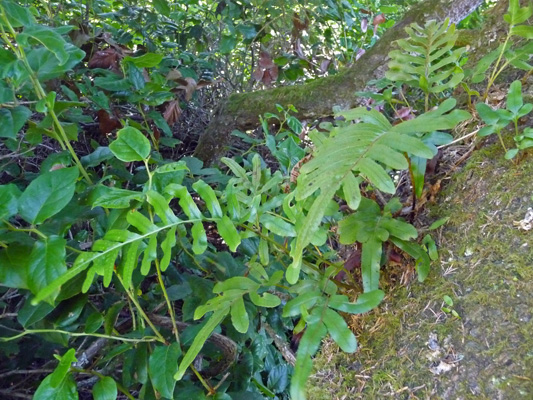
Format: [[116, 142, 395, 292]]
[[308, 142, 533, 398]]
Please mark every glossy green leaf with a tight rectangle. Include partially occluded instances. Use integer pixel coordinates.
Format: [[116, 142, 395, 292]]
[[141, 233, 158, 275], [361, 238, 382, 292], [91, 186, 145, 209], [126, 209, 157, 234], [507, 80, 524, 115], [160, 226, 177, 272], [249, 291, 281, 308], [85, 312, 104, 333], [0, 183, 21, 219], [213, 277, 259, 293], [109, 126, 151, 162], [34, 374, 78, 400], [18, 299, 54, 328], [220, 35, 237, 54], [258, 237, 269, 266], [120, 241, 140, 290], [0, 0, 34, 27], [0, 106, 32, 139], [217, 215, 241, 252], [192, 180, 223, 218], [93, 376, 117, 400], [191, 221, 208, 254], [341, 173, 361, 210], [18, 25, 69, 65], [175, 308, 229, 380], [290, 319, 327, 400], [18, 167, 78, 224], [323, 308, 357, 352], [282, 291, 321, 317], [50, 348, 77, 387], [328, 290, 385, 314], [165, 184, 202, 219], [147, 190, 178, 224], [260, 213, 297, 237], [149, 343, 180, 398], [230, 295, 249, 333], [124, 53, 164, 68], [152, 0, 170, 16], [104, 302, 124, 335], [27, 236, 67, 301], [221, 157, 249, 181]]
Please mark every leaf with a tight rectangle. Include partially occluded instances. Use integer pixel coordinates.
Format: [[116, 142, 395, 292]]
[[18, 299, 54, 328], [0, 0, 34, 27], [160, 226, 177, 272], [91, 186, 145, 209], [152, 0, 171, 16], [18, 167, 79, 224], [18, 25, 69, 65], [191, 221, 208, 254], [141, 234, 158, 275], [328, 290, 385, 314], [0, 106, 32, 138], [27, 236, 67, 302], [80, 147, 114, 167], [34, 374, 78, 400], [429, 217, 449, 230], [323, 308, 357, 352], [267, 365, 289, 394], [127, 209, 157, 234], [175, 308, 229, 380], [149, 343, 181, 398], [248, 291, 281, 308], [507, 80, 524, 115], [85, 312, 104, 333], [50, 348, 77, 387], [109, 126, 151, 162], [213, 277, 259, 293], [119, 241, 140, 290], [361, 238, 382, 292], [0, 183, 21, 219], [290, 319, 328, 400], [165, 184, 202, 219], [220, 35, 237, 54], [282, 291, 322, 317], [260, 214, 297, 237], [192, 180, 223, 218], [230, 295, 249, 333], [217, 215, 241, 252], [124, 53, 163, 68], [93, 376, 117, 400]]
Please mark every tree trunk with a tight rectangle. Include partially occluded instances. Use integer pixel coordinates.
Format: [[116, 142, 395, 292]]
[[193, 0, 486, 164]]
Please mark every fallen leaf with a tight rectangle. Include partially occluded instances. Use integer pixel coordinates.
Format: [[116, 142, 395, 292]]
[[88, 48, 121, 72], [163, 100, 182, 125], [97, 109, 122, 135], [373, 13, 386, 26]]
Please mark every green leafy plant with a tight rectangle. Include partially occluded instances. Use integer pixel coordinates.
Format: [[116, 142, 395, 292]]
[[476, 80, 533, 159], [469, 0, 533, 99], [442, 295, 460, 318]]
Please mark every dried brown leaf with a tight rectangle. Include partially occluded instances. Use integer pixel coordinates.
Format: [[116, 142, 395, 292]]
[[373, 13, 386, 26], [88, 48, 121, 71], [163, 100, 182, 125], [97, 109, 122, 135]]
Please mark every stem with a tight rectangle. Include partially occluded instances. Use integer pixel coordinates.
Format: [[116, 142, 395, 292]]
[[484, 34, 511, 100], [0, 328, 159, 343], [154, 258, 181, 346], [496, 130, 508, 153], [4, 221, 48, 240], [115, 274, 167, 343]]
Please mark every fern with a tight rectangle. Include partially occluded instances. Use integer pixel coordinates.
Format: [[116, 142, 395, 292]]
[[288, 99, 470, 286], [386, 18, 466, 111]]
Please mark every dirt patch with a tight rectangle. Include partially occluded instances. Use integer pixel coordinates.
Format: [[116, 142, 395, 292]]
[[308, 142, 533, 399]]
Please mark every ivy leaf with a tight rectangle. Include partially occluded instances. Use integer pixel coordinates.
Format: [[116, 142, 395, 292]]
[[18, 167, 79, 224], [109, 126, 151, 162], [93, 376, 117, 400], [149, 343, 181, 398]]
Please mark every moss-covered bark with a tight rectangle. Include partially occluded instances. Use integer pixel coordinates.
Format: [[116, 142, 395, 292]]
[[193, 0, 485, 164]]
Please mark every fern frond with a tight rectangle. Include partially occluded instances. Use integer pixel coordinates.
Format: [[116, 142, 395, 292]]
[[386, 18, 465, 98], [287, 99, 469, 284]]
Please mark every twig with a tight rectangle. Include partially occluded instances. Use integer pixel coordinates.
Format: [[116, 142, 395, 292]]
[[0, 389, 32, 399]]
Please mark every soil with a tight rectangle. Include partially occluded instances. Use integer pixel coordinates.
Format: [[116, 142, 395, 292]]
[[308, 140, 533, 399]]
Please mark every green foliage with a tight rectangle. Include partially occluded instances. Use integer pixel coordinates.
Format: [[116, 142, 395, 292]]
[[476, 80, 533, 159]]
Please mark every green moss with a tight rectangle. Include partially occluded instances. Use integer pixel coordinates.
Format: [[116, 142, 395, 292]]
[[308, 142, 533, 398]]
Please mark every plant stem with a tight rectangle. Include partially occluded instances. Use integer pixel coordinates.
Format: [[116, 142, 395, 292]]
[[0, 328, 159, 343], [116, 274, 167, 343], [154, 258, 181, 346], [484, 35, 511, 100], [71, 368, 135, 400]]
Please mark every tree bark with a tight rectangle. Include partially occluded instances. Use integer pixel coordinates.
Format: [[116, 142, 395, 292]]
[[193, 0, 489, 164]]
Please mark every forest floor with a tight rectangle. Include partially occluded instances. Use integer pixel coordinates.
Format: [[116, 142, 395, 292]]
[[308, 138, 533, 399]]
